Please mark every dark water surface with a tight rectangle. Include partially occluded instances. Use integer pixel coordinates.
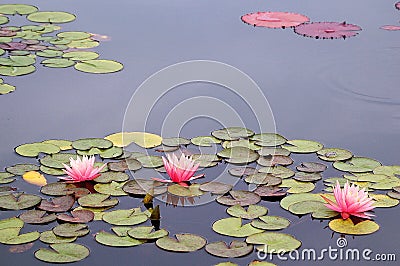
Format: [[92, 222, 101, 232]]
[[0, 0, 399, 265]]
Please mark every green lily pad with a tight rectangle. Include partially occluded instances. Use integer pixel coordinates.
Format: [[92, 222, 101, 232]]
[[217, 190, 261, 206], [0, 16, 8, 25], [213, 217, 264, 237], [369, 177, 400, 190], [156, 233, 206, 252], [95, 230, 145, 247], [282, 140, 323, 153], [253, 186, 287, 198], [192, 153, 220, 162], [218, 147, 259, 164], [296, 162, 327, 173], [245, 173, 282, 186], [333, 157, 381, 173], [36, 49, 64, 58], [72, 138, 113, 151], [15, 142, 60, 157], [287, 200, 336, 217], [191, 136, 221, 146], [212, 127, 255, 141], [27, 11, 76, 23], [94, 171, 129, 183], [57, 31, 90, 40], [373, 165, 400, 176], [74, 59, 123, 73], [0, 227, 39, 244], [258, 166, 295, 179], [205, 240, 254, 258], [257, 147, 290, 157], [279, 179, 315, 193], [38, 195, 75, 213], [19, 210, 57, 224], [293, 172, 322, 182], [40, 153, 77, 169], [162, 137, 190, 146], [228, 167, 258, 177], [42, 139, 72, 150], [222, 140, 261, 151], [40, 165, 65, 175], [0, 83, 15, 94], [250, 133, 287, 147], [53, 223, 89, 238], [215, 263, 238, 266], [34, 243, 89, 263], [77, 193, 119, 208], [317, 148, 353, 161], [0, 193, 41, 210], [370, 194, 399, 208], [168, 184, 204, 197], [77, 146, 123, 159], [227, 204, 268, 219], [136, 155, 163, 168], [0, 172, 16, 184], [248, 261, 276, 266], [257, 155, 293, 167], [246, 232, 301, 253], [328, 219, 379, 235], [62, 51, 99, 61], [105, 132, 162, 148], [0, 4, 38, 15], [40, 182, 89, 197], [0, 217, 24, 230], [41, 58, 75, 68], [67, 39, 99, 49], [94, 181, 128, 196], [199, 182, 233, 195], [128, 226, 168, 240], [123, 179, 167, 196], [39, 231, 77, 244], [0, 55, 36, 67], [57, 210, 94, 223], [251, 216, 290, 230], [280, 193, 325, 210], [102, 208, 148, 226], [107, 158, 142, 172]]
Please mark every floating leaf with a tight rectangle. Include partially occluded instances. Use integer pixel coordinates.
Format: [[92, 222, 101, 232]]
[[15, 142, 60, 157], [122, 179, 167, 196], [162, 137, 190, 147], [199, 182, 233, 194], [317, 148, 353, 161], [191, 136, 221, 146], [22, 171, 47, 186], [62, 51, 99, 61], [257, 147, 290, 156], [36, 50, 64, 58], [227, 204, 268, 219], [74, 59, 123, 73], [94, 181, 128, 196], [213, 217, 264, 237], [282, 140, 323, 153], [105, 132, 162, 148], [257, 155, 293, 167], [250, 133, 287, 147], [387, 191, 400, 200], [34, 243, 89, 263], [72, 138, 112, 150], [280, 193, 325, 210], [136, 155, 163, 168], [217, 147, 259, 164], [40, 182, 88, 197], [0, 82, 15, 95], [38, 195, 75, 213], [0, 193, 41, 210], [246, 232, 301, 253], [0, 172, 16, 184], [333, 157, 381, 173], [95, 230, 145, 247], [102, 208, 148, 226], [287, 200, 337, 218], [0, 217, 24, 230], [127, 226, 168, 240], [245, 173, 282, 186], [156, 233, 206, 252], [217, 190, 261, 206], [39, 231, 76, 244], [27, 11, 76, 23], [0, 16, 8, 25], [19, 210, 57, 224], [0, 227, 39, 244], [94, 171, 129, 183], [373, 165, 400, 176], [0, 55, 36, 67], [53, 223, 89, 238], [295, 22, 362, 39], [254, 186, 287, 198], [168, 184, 204, 197], [205, 240, 254, 258], [57, 210, 94, 223], [370, 194, 399, 208], [41, 58, 75, 68], [242, 12, 309, 28], [248, 261, 276, 266], [228, 167, 258, 177], [328, 219, 379, 235], [212, 127, 255, 141], [107, 158, 142, 172], [258, 166, 295, 179], [42, 139, 72, 150], [251, 216, 290, 230], [0, 4, 38, 15], [77, 193, 119, 208], [39, 166, 65, 176], [40, 153, 77, 169], [293, 172, 322, 182], [222, 140, 261, 151], [296, 162, 327, 173], [279, 179, 315, 193]]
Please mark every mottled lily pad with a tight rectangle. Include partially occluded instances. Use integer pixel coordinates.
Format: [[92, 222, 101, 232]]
[[296, 162, 327, 173], [213, 217, 264, 237], [245, 173, 282, 186], [94, 181, 128, 196], [74, 59, 123, 73], [77, 193, 119, 208], [94, 171, 129, 183], [191, 136, 221, 146], [102, 208, 148, 226], [156, 233, 206, 252], [0, 193, 41, 210], [317, 148, 353, 161], [95, 230, 145, 247], [293, 172, 322, 182], [218, 147, 259, 164], [253, 186, 287, 198], [295, 22, 362, 39], [0, 172, 16, 184], [242, 12, 309, 29], [250, 133, 287, 147], [205, 240, 254, 258], [53, 223, 89, 238], [282, 140, 323, 153], [257, 147, 290, 156], [128, 226, 168, 240], [27, 11, 76, 24], [246, 232, 301, 253], [328, 219, 379, 235], [136, 155, 163, 168], [0, 227, 39, 244], [222, 140, 261, 151], [373, 165, 400, 176], [228, 167, 258, 177], [333, 157, 381, 173], [38, 195, 75, 213], [107, 158, 142, 172], [34, 243, 89, 263], [0, 217, 24, 230], [199, 182, 233, 195], [57, 210, 94, 223], [251, 216, 290, 230], [279, 179, 315, 193], [162, 137, 190, 147], [212, 127, 255, 141], [19, 210, 57, 224], [227, 204, 268, 219], [257, 155, 293, 167], [72, 138, 113, 151], [40, 182, 89, 197], [39, 231, 77, 244], [217, 190, 261, 206], [122, 179, 167, 196], [258, 166, 295, 179], [168, 184, 204, 197]]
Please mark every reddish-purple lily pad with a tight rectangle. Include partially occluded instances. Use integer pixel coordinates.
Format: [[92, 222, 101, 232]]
[[241, 12, 309, 28], [295, 22, 362, 39], [19, 210, 57, 224], [0, 42, 27, 51], [0, 30, 17, 37], [380, 25, 400, 31], [217, 190, 261, 206], [38, 195, 75, 213], [253, 185, 287, 198], [57, 210, 94, 223]]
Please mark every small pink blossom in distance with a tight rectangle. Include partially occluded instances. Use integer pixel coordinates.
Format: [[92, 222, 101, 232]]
[[321, 181, 375, 220], [153, 153, 204, 187], [60, 155, 106, 182]]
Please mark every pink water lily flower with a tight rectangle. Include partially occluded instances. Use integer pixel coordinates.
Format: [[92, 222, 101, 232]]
[[321, 181, 375, 219], [60, 155, 106, 182], [153, 153, 204, 186]]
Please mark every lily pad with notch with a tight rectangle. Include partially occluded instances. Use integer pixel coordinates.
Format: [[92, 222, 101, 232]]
[[245, 173, 282, 186], [94, 181, 128, 196], [0, 217, 24, 230], [95, 230, 145, 247], [254, 186, 287, 198], [27, 11, 76, 24], [57, 210, 94, 223], [39, 231, 76, 244], [38, 195, 75, 213], [328, 219, 379, 235], [122, 179, 167, 196], [107, 158, 142, 172], [218, 147, 259, 164], [40, 182, 89, 197], [227, 204, 268, 219], [246, 232, 301, 253], [0, 172, 16, 184], [53, 223, 89, 238], [317, 148, 353, 162], [199, 182, 233, 195], [34, 243, 89, 263], [74, 59, 123, 74], [127, 226, 168, 240], [136, 155, 163, 168], [72, 138, 113, 151], [102, 208, 148, 226], [62, 51, 99, 61], [217, 190, 261, 206], [162, 137, 190, 147], [251, 215, 290, 230], [15, 142, 60, 157], [77, 193, 119, 208], [333, 157, 381, 173], [258, 166, 295, 179], [167, 184, 204, 197], [293, 172, 322, 182], [104, 132, 162, 148], [205, 240, 254, 258], [0, 193, 41, 210], [19, 210, 57, 224], [94, 171, 129, 183], [296, 162, 327, 173], [191, 136, 221, 146], [156, 233, 206, 252], [282, 140, 323, 153], [250, 133, 287, 147], [0, 4, 38, 15], [212, 217, 264, 237], [257, 155, 293, 167], [279, 179, 315, 193], [228, 167, 258, 177], [0, 227, 39, 244], [212, 127, 255, 141], [40, 153, 78, 169]]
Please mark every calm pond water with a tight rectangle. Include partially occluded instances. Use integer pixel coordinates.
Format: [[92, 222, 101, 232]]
[[0, 0, 399, 265]]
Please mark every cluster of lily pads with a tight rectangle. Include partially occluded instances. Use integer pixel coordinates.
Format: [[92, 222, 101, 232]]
[[0, 128, 399, 264], [0, 4, 123, 95], [241, 11, 362, 39]]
